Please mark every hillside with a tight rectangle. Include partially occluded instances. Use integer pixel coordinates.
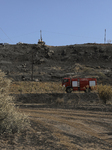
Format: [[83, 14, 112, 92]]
[[0, 43, 112, 84]]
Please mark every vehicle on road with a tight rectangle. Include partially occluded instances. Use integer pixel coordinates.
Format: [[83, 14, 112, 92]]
[[62, 77, 97, 93]]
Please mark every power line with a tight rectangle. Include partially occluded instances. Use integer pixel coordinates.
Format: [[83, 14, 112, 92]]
[[0, 37, 5, 43], [10, 29, 103, 41], [42, 30, 103, 41], [0, 28, 103, 44], [0, 27, 14, 43]]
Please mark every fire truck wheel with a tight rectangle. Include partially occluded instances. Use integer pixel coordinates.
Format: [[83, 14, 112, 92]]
[[66, 87, 72, 93]]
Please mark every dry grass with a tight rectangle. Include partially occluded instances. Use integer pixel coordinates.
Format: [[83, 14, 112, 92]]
[[98, 84, 112, 103], [83, 67, 94, 73], [54, 132, 78, 150], [22, 107, 112, 149], [0, 70, 30, 134], [9, 81, 65, 94], [51, 66, 62, 70]]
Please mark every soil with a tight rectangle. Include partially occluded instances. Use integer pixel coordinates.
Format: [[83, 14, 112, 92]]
[[1, 43, 112, 149], [0, 93, 112, 149], [1, 103, 112, 149]]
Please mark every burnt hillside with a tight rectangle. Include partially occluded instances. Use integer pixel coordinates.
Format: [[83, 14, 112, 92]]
[[0, 43, 112, 84]]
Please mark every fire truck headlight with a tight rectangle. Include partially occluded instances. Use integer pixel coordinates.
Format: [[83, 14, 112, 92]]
[[62, 84, 66, 90]]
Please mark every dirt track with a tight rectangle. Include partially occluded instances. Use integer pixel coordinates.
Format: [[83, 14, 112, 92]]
[[19, 107, 112, 150], [1, 92, 112, 149]]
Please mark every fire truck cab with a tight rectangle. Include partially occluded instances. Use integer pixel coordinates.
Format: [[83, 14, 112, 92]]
[[62, 77, 97, 93]]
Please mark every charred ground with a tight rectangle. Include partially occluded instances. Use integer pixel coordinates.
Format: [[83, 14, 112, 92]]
[[0, 43, 112, 84]]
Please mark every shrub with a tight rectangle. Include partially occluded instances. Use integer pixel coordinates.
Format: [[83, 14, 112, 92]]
[[0, 70, 30, 134], [98, 84, 112, 104], [91, 85, 97, 91]]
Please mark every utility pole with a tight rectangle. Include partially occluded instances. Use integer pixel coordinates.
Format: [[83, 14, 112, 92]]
[[31, 52, 34, 81], [104, 29, 106, 43], [40, 30, 42, 42]]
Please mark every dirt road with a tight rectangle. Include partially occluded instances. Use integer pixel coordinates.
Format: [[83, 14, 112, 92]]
[[20, 107, 112, 150]]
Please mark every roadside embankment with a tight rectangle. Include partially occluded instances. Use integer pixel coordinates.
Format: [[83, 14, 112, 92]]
[[13, 93, 112, 111]]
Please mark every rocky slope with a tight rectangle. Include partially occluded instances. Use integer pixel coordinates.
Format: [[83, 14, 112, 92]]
[[0, 43, 112, 84]]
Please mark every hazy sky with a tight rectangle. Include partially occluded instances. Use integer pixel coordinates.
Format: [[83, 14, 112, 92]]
[[0, 0, 112, 46]]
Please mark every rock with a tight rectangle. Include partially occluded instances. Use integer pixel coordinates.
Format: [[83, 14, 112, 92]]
[[99, 47, 105, 53], [44, 46, 49, 51], [96, 66, 100, 69], [34, 78, 39, 82], [47, 50, 54, 58], [39, 58, 47, 63], [47, 52, 52, 57], [22, 63, 26, 68], [49, 50, 54, 54]]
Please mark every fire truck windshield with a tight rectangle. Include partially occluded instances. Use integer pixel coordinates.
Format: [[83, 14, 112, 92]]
[[63, 79, 68, 83]]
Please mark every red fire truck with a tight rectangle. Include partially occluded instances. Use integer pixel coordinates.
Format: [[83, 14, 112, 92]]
[[62, 77, 97, 93]]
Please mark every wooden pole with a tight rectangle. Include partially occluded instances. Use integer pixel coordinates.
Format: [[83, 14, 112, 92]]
[[31, 52, 33, 81]]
